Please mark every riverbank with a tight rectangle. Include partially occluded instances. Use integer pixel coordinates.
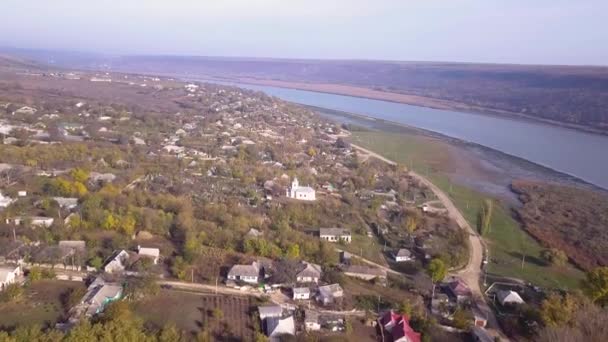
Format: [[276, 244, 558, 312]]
[[314, 106, 603, 201]]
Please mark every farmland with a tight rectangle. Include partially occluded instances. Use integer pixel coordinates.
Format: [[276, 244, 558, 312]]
[[133, 289, 257, 340], [0, 280, 86, 330]]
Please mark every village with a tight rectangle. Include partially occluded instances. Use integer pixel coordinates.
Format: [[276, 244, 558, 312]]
[[0, 62, 539, 342]]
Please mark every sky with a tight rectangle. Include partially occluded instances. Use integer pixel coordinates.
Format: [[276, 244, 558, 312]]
[[1, 0, 607, 65]]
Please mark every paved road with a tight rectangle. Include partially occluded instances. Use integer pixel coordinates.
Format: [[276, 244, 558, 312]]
[[350, 143, 506, 340]]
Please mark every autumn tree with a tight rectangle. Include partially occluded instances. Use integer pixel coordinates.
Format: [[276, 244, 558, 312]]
[[541, 248, 568, 267], [582, 267, 608, 306]]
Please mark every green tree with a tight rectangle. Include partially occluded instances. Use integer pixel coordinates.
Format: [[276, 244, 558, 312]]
[[171, 256, 188, 280], [0, 283, 23, 302], [477, 199, 493, 236], [88, 256, 103, 270], [28, 267, 43, 282], [426, 258, 447, 298], [582, 267, 608, 306], [399, 299, 413, 316]]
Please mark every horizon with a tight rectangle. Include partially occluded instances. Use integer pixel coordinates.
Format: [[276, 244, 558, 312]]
[[3, 45, 608, 69], [1, 1, 607, 66]]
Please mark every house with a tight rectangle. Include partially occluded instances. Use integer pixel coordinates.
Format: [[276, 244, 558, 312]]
[[265, 315, 295, 340], [320, 314, 345, 331], [447, 278, 472, 303], [472, 307, 488, 328], [497, 290, 525, 306], [259, 304, 283, 320], [0, 265, 21, 290], [246, 228, 263, 238], [5, 216, 54, 228], [343, 265, 387, 281], [137, 246, 160, 264], [316, 284, 344, 305], [319, 228, 352, 243], [268, 260, 321, 285], [227, 261, 260, 283], [285, 177, 316, 201], [296, 262, 322, 283], [58, 240, 86, 257], [17, 191, 26, 197], [393, 249, 414, 262], [293, 287, 311, 300], [103, 250, 129, 273], [89, 172, 116, 184], [82, 277, 123, 317], [305, 310, 321, 331], [340, 251, 352, 264], [0, 193, 14, 208], [377, 311, 421, 342], [53, 197, 79, 210]]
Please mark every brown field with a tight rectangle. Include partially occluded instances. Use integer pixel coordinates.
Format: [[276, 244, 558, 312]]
[[133, 289, 256, 340], [512, 180, 608, 271]]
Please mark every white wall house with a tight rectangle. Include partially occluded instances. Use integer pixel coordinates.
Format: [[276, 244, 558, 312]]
[[227, 262, 260, 284], [6, 216, 54, 228], [0, 265, 21, 290], [393, 249, 413, 262], [137, 246, 160, 264], [293, 287, 311, 300], [286, 178, 316, 201], [319, 228, 352, 243]]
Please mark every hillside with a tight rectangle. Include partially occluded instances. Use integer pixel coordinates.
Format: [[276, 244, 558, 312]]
[[511, 180, 608, 271]]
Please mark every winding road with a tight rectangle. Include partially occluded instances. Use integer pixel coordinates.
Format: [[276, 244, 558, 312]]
[[350, 143, 506, 340]]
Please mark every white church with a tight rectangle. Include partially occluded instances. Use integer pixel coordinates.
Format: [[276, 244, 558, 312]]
[[286, 177, 316, 201]]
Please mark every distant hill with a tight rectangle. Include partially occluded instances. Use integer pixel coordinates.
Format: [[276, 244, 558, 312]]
[[4, 49, 608, 133]]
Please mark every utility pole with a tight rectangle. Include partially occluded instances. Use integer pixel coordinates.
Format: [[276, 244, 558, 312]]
[[521, 254, 526, 269], [191, 268, 194, 283]]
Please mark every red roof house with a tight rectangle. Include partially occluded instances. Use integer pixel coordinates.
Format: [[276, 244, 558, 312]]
[[377, 311, 421, 342]]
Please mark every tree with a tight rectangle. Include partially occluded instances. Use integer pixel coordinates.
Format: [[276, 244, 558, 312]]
[[88, 256, 103, 270], [540, 293, 581, 327], [405, 215, 418, 234], [399, 299, 414, 316], [426, 258, 447, 298], [452, 308, 472, 329], [70, 168, 90, 183], [159, 324, 182, 342], [307, 147, 317, 157], [171, 256, 188, 280], [582, 267, 608, 306], [541, 248, 568, 266], [286, 244, 300, 259], [477, 199, 493, 236], [28, 267, 43, 282]]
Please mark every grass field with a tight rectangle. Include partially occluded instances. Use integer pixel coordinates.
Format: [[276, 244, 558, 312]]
[[0, 280, 86, 330], [350, 131, 584, 289]]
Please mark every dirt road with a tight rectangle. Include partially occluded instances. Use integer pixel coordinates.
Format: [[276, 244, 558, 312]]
[[350, 143, 506, 339]]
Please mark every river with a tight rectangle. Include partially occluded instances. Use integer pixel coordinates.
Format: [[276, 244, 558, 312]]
[[203, 80, 608, 190]]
